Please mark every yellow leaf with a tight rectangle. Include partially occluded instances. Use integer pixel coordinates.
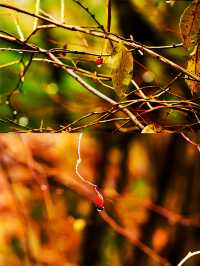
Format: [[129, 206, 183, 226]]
[[179, 0, 200, 48], [141, 124, 163, 133], [186, 44, 200, 94], [111, 42, 133, 98]]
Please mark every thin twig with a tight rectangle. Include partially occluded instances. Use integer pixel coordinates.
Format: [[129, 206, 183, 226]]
[[147, 43, 183, 49], [60, 0, 65, 23], [177, 251, 200, 266], [72, 0, 104, 31], [33, 0, 40, 31], [0, 59, 20, 69], [106, 0, 112, 32], [48, 52, 144, 129], [148, 202, 200, 226], [99, 210, 170, 266], [0, 4, 197, 82], [181, 133, 200, 152], [131, 79, 153, 109], [12, 14, 24, 41]]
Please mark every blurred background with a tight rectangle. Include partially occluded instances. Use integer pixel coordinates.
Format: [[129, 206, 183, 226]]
[[0, 0, 198, 132], [0, 133, 199, 266]]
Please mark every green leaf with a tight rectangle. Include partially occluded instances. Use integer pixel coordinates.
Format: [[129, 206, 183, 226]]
[[186, 44, 200, 94], [111, 42, 133, 98], [179, 0, 200, 49]]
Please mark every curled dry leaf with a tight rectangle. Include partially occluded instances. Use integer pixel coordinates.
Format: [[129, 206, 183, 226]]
[[111, 42, 133, 98], [141, 124, 163, 134], [179, 0, 200, 49], [186, 44, 200, 94]]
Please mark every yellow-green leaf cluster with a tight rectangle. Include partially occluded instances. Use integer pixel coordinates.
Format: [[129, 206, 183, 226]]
[[179, 0, 200, 49], [111, 42, 133, 98]]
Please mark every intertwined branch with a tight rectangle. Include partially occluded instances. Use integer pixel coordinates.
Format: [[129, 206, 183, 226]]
[[0, 2, 199, 133]]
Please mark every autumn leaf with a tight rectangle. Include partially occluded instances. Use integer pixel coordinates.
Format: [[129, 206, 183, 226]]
[[111, 42, 133, 98], [186, 44, 200, 94], [141, 124, 163, 133], [179, 0, 200, 49]]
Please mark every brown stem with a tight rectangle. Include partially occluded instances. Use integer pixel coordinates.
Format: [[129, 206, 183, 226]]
[[99, 210, 170, 266]]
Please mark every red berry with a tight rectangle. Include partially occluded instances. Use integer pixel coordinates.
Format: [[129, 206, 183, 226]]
[[94, 187, 104, 211], [96, 56, 103, 68]]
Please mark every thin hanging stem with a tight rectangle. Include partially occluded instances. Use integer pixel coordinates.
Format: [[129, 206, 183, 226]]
[[75, 132, 104, 210], [177, 251, 200, 266], [75, 132, 95, 186]]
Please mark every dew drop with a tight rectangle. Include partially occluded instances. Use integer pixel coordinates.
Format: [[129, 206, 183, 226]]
[[96, 206, 104, 212]]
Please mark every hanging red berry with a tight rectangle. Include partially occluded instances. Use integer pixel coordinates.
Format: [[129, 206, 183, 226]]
[[96, 56, 103, 68], [94, 186, 104, 211]]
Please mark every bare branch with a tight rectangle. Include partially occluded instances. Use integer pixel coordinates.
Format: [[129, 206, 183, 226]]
[[48, 52, 144, 129], [99, 210, 170, 266], [0, 4, 199, 82], [33, 0, 40, 31], [106, 0, 112, 32]]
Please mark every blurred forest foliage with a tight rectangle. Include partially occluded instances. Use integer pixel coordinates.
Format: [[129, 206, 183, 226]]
[[0, 133, 199, 266], [0, 0, 199, 132]]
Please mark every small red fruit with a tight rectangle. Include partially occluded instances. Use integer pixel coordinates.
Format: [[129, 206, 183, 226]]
[[94, 186, 104, 211], [96, 56, 103, 68]]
